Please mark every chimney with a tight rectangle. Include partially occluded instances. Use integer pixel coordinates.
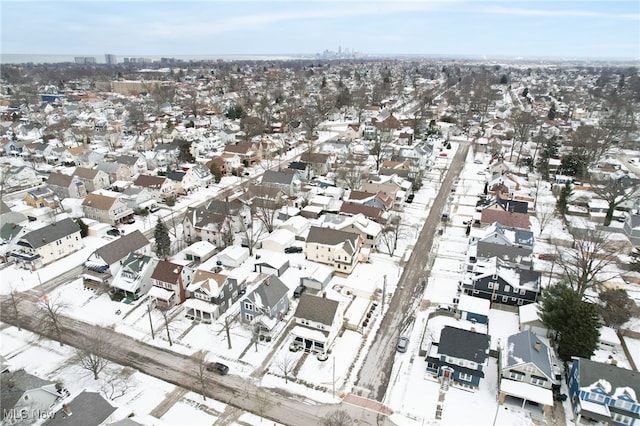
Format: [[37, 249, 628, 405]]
[[62, 404, 72, 416], [534, 341, 541, 352]]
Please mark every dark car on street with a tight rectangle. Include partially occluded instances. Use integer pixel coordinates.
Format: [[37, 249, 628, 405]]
[[284, 246, 303, 254], [206, 362, 229, 375]]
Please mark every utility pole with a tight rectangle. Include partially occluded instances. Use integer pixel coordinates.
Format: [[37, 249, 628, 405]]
[[332, 355, 335, 398], [225, 316, 232, 349], [147, 303, 155, 339], [382, 275, 387, 311]]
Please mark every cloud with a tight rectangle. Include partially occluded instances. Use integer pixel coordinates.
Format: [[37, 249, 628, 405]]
[[479, 5, 638, 20]]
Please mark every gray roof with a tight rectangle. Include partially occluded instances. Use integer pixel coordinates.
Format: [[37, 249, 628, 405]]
[[116, 155, 140, 167], [306, 226, 360, 255], [577, 358, 640, 398], [1, 222, 23, 242], [246, 275, 289, 311], [1, 370, 55, 415], [262, 170, 295, 185], [44, 391, 115, 426], [505, 330, 553, 379], [294, 293, 340, 326], [438, 326, 489, 363], [91, 230, 149, 266], [20, 218, 81, 249]]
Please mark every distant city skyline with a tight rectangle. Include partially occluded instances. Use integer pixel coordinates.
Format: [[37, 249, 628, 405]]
[[2, 1, 639, 61]]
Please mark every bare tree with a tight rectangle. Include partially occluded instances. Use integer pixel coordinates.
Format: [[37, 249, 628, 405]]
[[555, 228, 619, 298], [100, 367, 135, 401], [39, 294, 67, 346], [192, 351, 209, 401], [156, 305, 174, 347], [593, 178, 640, 226], [379, 215, 406, 257], [71, 331, 110, 380], [322, 409, 353, 426], [336, 153, 369, 190], [536, 207, 555, 236], [275, 353, 297, 384], [248, 185, 285, 234], [2, 283, 23, 330], [509, 110, 536, 165], [237, 204, 266, 256]]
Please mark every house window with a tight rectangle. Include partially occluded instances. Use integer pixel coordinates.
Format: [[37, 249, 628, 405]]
[[530, 376, 547, 386], [590, 392, 605, 403], [612, 413, 631, 425], [244, 302, 253, 311], [615, 399, 633, 410], [458, 372, 473, 382], [245, 313, 253, 322], [502, 296, 508, 302], [488, 282, 494, 290], [504, 285, 511, 292], [520, 288, 526, 295], [509, 371, 525, 381]]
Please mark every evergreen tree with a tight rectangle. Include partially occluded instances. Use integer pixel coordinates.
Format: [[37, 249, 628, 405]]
[[75, 218, 89, 238], [539, 283, 600, 361], [557, 180, 573, 216], [177, 142, 195, 163], [154, 218, 171, 259]]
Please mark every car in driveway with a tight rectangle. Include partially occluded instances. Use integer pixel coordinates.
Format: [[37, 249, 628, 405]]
[[396, 336, 409, 353], [106, 228, 121, 237], [284, 246, 303, 254], [206, 362, 229, 375]]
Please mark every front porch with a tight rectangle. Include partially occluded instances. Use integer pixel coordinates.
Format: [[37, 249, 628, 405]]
[[290, 325, 328, 354], [184, 298, 218, 324], [499, 379, 553, 418]]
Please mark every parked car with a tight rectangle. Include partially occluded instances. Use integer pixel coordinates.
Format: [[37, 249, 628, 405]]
[[293, 284, 306, 298], [106, 228, 121, 237], [538, 253, 557, 261], [284, 246, 303, 254], [206, 362, 229, 375], [406, 194, 415, 203], [149, 204, 160, 213], [396, 336, 409, 353]]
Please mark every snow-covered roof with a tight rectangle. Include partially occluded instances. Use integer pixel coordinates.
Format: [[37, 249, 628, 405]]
[[457, 294, 490, 316], [500, 379, 553, 406]]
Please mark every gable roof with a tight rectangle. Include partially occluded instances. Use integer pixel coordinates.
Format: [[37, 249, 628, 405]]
[[44, 391, 116, 426], [46, 172, 75, 187], [495, 197, 528, 214], [294, 293, 340, 326], [20, 218, 81, 249], [480, 209, 531, 230], [339, 202, 384, 222], [306, 226, 360, 255], [1, 370, 55, 414], [438, 326, 489, 363], [91, 230, 149, 265], [504, 330, 553, 379], [73, 166, 99, 179], [577, 358, 640, 399], [151, 260, 182, 284], [246, 275, 289, 310], [133, 174, 166, 189], [81, 192, 117, 210], [262, 170, 295, 185]]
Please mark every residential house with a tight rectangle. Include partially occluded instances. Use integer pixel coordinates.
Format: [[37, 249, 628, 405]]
[[149, 260, 191, 309], [300, 264, 334, 291], [10, 218, 82, 270], [425, 326, 491, 389], [109, 253, 158, 301], [347, 190, 394, 212], [339, 202, 386, 223], [119, 186, 155, 211], [184, 269, 247, 322], [379, 160, 412, 179], [518, 303, 551, 338], [462, 257, 541, 307], [73, 167, 110, 192], [181, 164, 212, 193], [4, 166, 42, 191], [239, 275, 290, 338], [133, 174, 175, 201], [81, 191, 134, 226], [362, 174, 412, 206], [1, 370, 67, 424], [291, 293, 344, 354], [183, 206, 231, 247], [305, 226, 364, 274], [299, 152, 332, 179], [116, 154, 148, 176], [46, 172, 87, 199], [480, 208, 531, 231], [43, 391, 116, 426], [82, 230, 150, 291], [166, 171, 186, 195], [470, 222, 534, 263], [261, 170, 301, 197], [317, 213, 382, 250], [456, 294, 490, 325], [568, 357, 640, 425], [223, 142, 261, 166], [623, 214, 640, 246], [95, 161, 132, 183], [498, 330, 556, 417], [23, 187, 58, 209]]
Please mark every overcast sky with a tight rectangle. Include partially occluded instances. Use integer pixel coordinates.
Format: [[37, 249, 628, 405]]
[[2, 1, 639, 60]]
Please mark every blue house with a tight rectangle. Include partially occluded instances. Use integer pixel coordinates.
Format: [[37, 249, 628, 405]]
[[239, 275, 290, 340], [568, 357, 640, 425], [426, 326, 490, 390]]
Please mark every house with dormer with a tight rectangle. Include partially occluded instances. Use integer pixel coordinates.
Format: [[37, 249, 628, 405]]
[[73, 167, 110, 192], [4, 166, 41, 192], [96, 161, 132, 183], [182, 164, 212, 193], [223, 141, 261, 166], [462, 257, 541, 307], [23, 187, 58, 210], [184, 269, 247, 322], [133, 174, 175, 201], [305, 226, 364, 274], [498, 330, 556, 417], [0, 370, 67, 425], [470, 222, 534, 263], [9, 218, 82, 270], [183, 206, 232, 247], [82, 230, 150, 291], [568, 357, 640, 426], [260, 170, 301, 197], [317, 213, 382, 250], [426, 326, 490, 389], [46, 172, 87, 199], [291, 293, 343, 354], [110, 253, 158, 302], [239, 275, 290, 338]]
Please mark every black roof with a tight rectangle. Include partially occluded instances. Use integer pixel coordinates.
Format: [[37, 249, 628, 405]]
[[438, 326, 490, 363], [44, 391, 115, 426]]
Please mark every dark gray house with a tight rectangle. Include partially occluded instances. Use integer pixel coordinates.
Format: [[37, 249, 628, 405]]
[[184, 269, 247, 322], [260, 170, 300, 196], [462, 257, 541, 307], [472, 222, 534, 262], [44, 391, 116, 426], [240, 275, 290, 339]]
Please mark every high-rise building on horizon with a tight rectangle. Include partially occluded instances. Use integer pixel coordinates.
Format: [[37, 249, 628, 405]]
[[74, 56, 96, 64], [105, 54, 117, 65]]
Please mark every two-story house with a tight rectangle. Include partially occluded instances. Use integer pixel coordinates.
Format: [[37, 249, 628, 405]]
[[148, 260, 192, 309], [95, 161, 133, 183], [133, 175, 175, 202], [291, 293, 343, 354], [469, 222, 534, 264], [83, 230, 150, 291], [260, 170, 301, 197], [73, 167, 110, 192], [81, 191, 134, 226], [305, 226, 364, 274], [499, 330, 556, 417], [317, 213, 382, 250], [10, 218, 82, 270], [239, 275, 290, 339], [568, 357, 640, 425], [425, 326, 490, 390], [183, 206, 232, 247], [109, 253, 158, 302], [462, 257, 541, 307], [181, 164, 212, 193], [4, 166, 42, 191], [23, 187, 58, 209], [223, 141, 261, 166], [0, 370, 67, 424], [184, 269, 247, 323], [46, 172, 87, 199]]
